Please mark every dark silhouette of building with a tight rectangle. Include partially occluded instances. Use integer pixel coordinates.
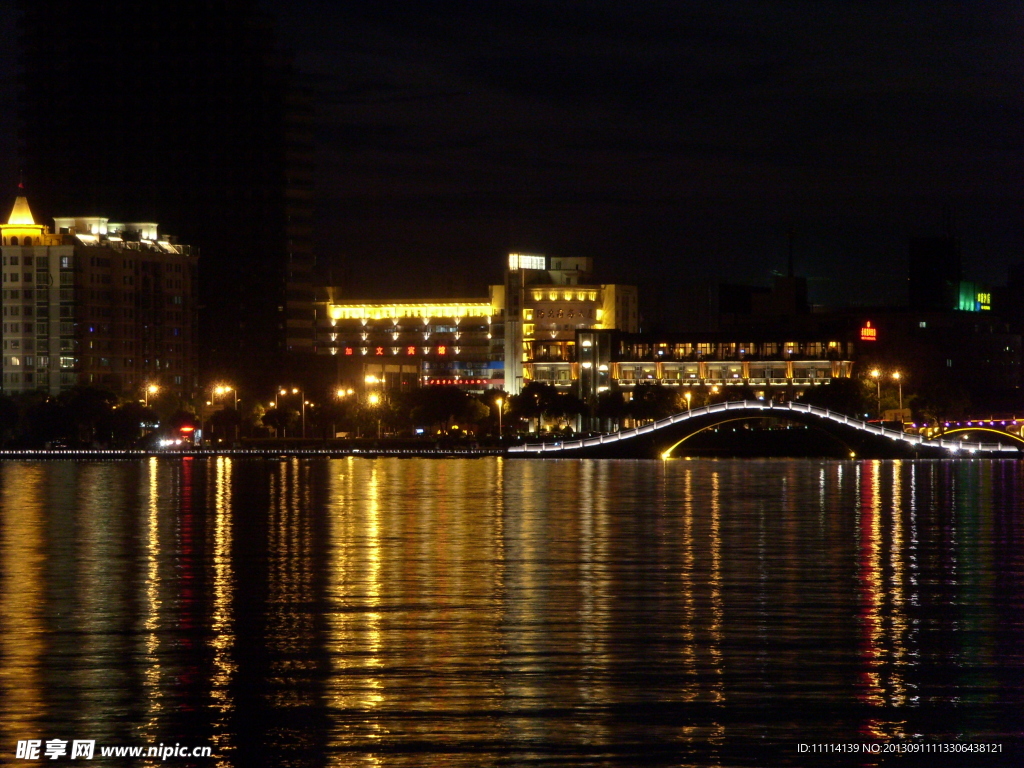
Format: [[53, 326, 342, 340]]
[[14, 0, 315, 395], [908, 236, 961, 311]]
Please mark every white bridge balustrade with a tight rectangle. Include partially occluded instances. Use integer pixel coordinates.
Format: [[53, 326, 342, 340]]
[[509, 400, 1021, 456]]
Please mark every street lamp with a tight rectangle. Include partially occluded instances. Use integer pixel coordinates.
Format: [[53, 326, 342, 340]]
[[367, 391, 382, 438], [144, 383, 159, 407], [892, 371, 903, 412], [278, 387, 305, 437], [870, 369, 881, 416], [496, 396, 504, 439], [214, 385, 237, 409], [684, 390, 692, 413]]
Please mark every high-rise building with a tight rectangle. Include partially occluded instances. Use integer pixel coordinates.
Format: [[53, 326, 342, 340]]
[[14, 0, 315, 393], [1, 193, 198, 398], [908, 236, 962, 311]]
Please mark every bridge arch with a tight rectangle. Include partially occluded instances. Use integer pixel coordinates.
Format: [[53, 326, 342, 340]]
[[923, 426, 1024, 446], [657, 414, 858, 459], [509, 401, 1020, 459]]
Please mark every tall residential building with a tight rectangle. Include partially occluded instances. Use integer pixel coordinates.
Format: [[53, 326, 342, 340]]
[[1, 194, 198, 398], [14, 0, 315, 392]]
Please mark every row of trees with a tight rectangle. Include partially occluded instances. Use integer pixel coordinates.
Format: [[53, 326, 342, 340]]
[[0, 387, 196, 449], [0, 374, 970, 448]]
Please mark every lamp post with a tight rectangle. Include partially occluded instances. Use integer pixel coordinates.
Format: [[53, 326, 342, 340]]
[[684, 390, 692, 414], [496, 396, 504, 439], [144, 383, 159, 407], [214, 385, 237, 409], [892, 371, 903, 412], [368, 391, 381, 439], [870, 369, 881, 416]]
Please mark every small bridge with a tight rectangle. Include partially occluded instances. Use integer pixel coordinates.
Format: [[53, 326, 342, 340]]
[[508, 400, 1022, 459]]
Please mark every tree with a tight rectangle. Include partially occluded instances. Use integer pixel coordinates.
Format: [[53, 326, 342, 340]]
[[409, 386, 473, 433], [628, 383, 679, 423], [0, 394, 18, 446], [915, 381, 971, 427], [595, 386, 627, 432], [101, 401, 154, 447], [797, 378, 869, 418], [209, 406, 242, 443], [58, 386, 119, 445], [261, 406, 298, 436]]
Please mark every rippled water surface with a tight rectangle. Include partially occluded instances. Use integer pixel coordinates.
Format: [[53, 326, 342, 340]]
[[1, 457, 1022, 766]]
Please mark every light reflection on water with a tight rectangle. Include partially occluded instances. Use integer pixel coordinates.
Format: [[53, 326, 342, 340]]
[[0, 458, 1022, 766]]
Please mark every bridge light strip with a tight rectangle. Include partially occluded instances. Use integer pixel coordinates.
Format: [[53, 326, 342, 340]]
[[509, 400, 1020, 455]]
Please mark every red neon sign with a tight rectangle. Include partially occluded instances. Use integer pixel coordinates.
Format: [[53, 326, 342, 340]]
[[437, 345, 447, 355], [375, 346, 384, 355], [344, 347, 353, 355], [406, 346, 416, 355], [860, 321, 877, 341]]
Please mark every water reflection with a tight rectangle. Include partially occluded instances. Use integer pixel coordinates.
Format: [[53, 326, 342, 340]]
[[0, 464, 47, 742], [0, 458, 1020, 766]]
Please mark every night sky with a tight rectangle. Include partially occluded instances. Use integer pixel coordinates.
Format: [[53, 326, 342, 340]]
[[3, 1, 1022, 324]]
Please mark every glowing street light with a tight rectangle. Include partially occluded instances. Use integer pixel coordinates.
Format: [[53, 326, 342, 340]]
[[496, 396, 504, 438], [367, 391, 382, 438], [144, 383, 159, 407], [892, 370, 903, 412], [684, 390, 692, 413], [870, 369, 881, 416], [214, 384, 237, 409], [277, 387, 305, 437]]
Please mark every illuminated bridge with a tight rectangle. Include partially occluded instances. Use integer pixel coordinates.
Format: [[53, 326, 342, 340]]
[[508, 400, 1023, 459]]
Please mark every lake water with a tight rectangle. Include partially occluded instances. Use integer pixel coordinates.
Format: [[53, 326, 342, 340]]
[[0, 457, 1022, 766]]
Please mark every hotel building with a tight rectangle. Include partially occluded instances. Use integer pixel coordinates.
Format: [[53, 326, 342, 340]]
[[311, 292, 503, 391], [1, 194, 198, 398], [310, 254, 640, 394]]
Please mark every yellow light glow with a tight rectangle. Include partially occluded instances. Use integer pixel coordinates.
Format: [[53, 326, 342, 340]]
[[368, 393, 380, 406], [325, 301, 493, 321]]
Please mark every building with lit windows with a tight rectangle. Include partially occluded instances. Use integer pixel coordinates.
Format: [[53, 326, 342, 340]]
[[1, 193, 198, 398], [310, 254, 639, 394], [312, 294, 504, 392], [503, 254, 639, 394], [573, 329, 855, 402]]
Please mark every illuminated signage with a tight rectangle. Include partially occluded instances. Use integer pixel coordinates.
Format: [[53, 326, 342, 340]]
[[344, 347, 353, 355], [406, 346, 416, 355], [437, 345, 447, 355], [860, 321, 877, 341], [508, 253, 546, 270], [977, 292, 991, 311]]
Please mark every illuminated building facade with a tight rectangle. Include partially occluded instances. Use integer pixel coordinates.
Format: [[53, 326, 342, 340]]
[[312, 295, 503, 391], [311, 254, 639, 394], [1, 194, 198, 398], [503, 254, 639, 394], [570, 329, 855, 405]]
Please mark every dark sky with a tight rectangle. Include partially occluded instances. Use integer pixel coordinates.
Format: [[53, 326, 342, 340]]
[[271, 0, 1022, 316], [3, 1, 1022, 321]]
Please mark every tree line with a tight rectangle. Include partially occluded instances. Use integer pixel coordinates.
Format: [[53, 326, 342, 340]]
[[0, 374, 964, 448]]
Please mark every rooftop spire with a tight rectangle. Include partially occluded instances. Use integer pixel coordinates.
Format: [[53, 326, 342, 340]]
[[7, 193, 36, 226]]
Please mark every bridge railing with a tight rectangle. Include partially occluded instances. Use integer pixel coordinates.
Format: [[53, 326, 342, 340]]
[[508, 400, 1020, 455]]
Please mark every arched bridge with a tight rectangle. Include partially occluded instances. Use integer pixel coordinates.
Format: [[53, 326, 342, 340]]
[[508, 400, 1021, 459]]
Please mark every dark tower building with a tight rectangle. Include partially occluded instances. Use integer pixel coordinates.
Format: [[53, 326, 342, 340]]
[[908, 235, 961, 311], [14, 0, 315, 395]]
